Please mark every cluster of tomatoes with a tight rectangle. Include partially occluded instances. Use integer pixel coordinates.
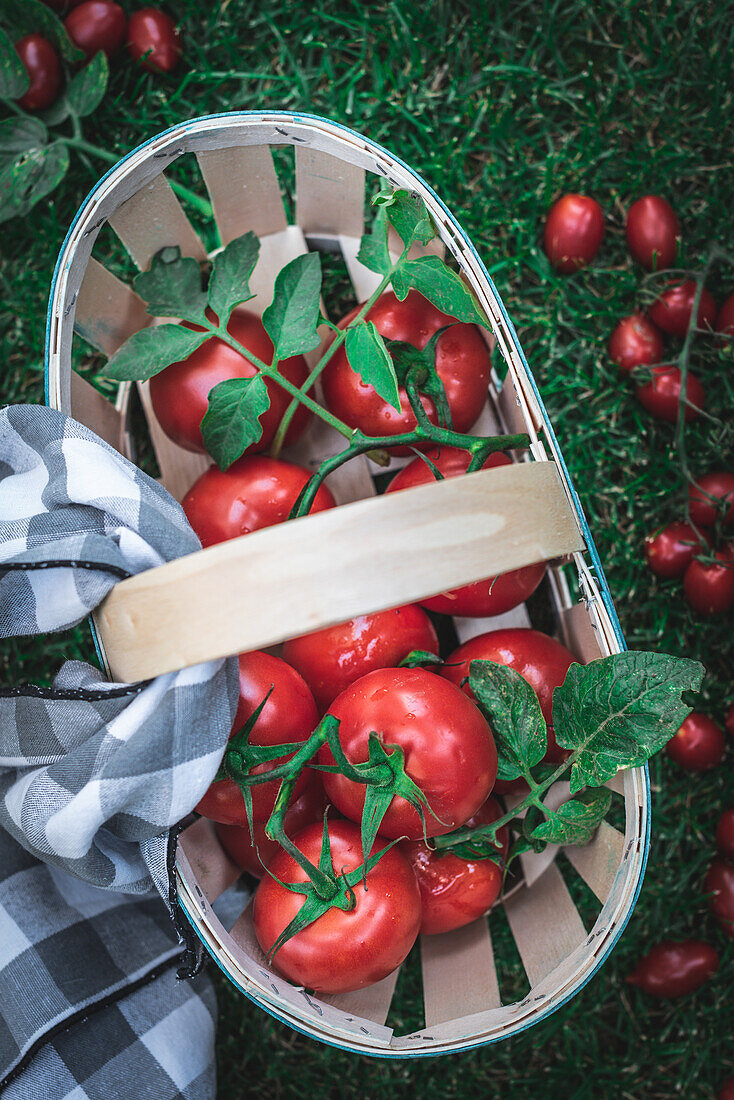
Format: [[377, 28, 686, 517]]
[[15, 0, 180, 112]]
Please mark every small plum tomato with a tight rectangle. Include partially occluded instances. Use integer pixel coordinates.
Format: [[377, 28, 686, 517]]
[[683, 548, 734, 616], [543, 194, 604, 273], [608, 313, 664, 373], [666, 712, 725, 772], [635, 365, 704, 423], [14, 35, 61, 111], [626, 196, 680, 270], [252, 819, 421, 994], [321, 667, 498, 840], [688, 472, 734, 528], [716, 809, 734, 861], [648, 281, 717, 338], [704, 859, 734, 940], [282, 604, 439, 713], [127, 8, 181, 71], [64, 0, 127, 57], [625, 940, 719, 997], [182, 456, 336, 549], [644, 522, 709, 579]]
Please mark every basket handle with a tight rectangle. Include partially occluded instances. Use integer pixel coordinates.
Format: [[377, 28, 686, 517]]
[[96, 462, 585, 682]]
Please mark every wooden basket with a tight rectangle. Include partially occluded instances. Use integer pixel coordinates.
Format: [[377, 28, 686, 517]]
[[45, 111, 650, 1057]]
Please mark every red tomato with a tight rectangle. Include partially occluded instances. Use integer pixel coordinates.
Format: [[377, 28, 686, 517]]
[[648, 281, 717, 338], [14, 35, 61, 111], [717, 292, 734, 339], [644, 522, 709, 579], [704, 859, 734, 940], [322, 291, 490, 451], [543, 194, 604, 274], [442, 628, 575, 765], [149, 309, 310, 455], [252, 819, 421, 993], [666, 712, 725, 771], [127, 8, 181, 71], [625, 940, 719, 997], [683, 548, 734, 616], [626, 196, 680, 270], [635, 365, 704, 423], [64, 0, 127, 57], [182, 456, 336, 549], [688, 472, 734, 528], [718, 1078, 734, 1100], [385, 447, 545, 616], [608, 314, 664, 374], [716, 809, 734, 861], [282, 604, 439, 713], [321, 667, 497, 840], [195, 651, 318, 826], [215, 772, 326, 877], [401, 795, 509, 935]]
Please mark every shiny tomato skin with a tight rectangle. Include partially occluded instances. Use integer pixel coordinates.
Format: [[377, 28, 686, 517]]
[[625, 940, 719, 997], [648, 281, 717, 338], [252, 819, 421, 993], [149, 309, 310, 455], [195, 651, 319, 826], [15, 35, 61, 111], [127, 8, 181, 71], [182, 456, 336, 549], [716, 809, 734, 860], [282, 604, 439, 714], [688, 472, 734, 528], [322, 291, 490, 451], [644, 522, 709, 579], [64, 0, 127, 57], [442, 628, 575, 765], [705, 859, 734, 940], [321, 668, 497, 840], [386, 447, 545, 616], [635, 365, 704, 423], [543, 194, 604, 274], [401, 796, 508, 935], [608, 313, 664, 373], [215, 772, 326, 877], [666, 712, 725, 771], [626, 196, 680, 270], [717, 292, 734, 339], [683, 549, 734, 616]]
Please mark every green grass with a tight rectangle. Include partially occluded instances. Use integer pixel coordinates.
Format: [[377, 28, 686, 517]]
[[2, 0, 733, 1095]]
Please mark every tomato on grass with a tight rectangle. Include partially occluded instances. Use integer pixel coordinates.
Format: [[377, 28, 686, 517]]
[[635, 365, 704, 423], [644, 522, 709, 578], [282, 604, 439, 713], [608, 314, 664, 373], [688, 472, 734, 528], [683, 548, 734, 616], [704, 859, 734, 940], [182, 455, 336, 549], [253, 820, 421, 993], [127, 8, 181, 72], [648, 281, 717, 338], [321, 667, 498, 840], [626, 196, 680, 270], [14, 35, 61, 111], [543, 194, 604, 273], [625, 940, 719, 997], [195, 651, 319, 826], [64, 0, 127, 57], [666, 712, 725, 772]]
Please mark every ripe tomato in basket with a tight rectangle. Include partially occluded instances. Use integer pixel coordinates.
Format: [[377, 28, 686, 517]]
[[322, 290, 491, 451], [282, 604, 439, 713], [321, 667, 497, 839], [401, 795, 509, 935], [385, 447, 546, 616], [150, 308, 311, 455], [253, 819, 421, 994], [195, 651, 319, 826], [182, 456, 336, 549]]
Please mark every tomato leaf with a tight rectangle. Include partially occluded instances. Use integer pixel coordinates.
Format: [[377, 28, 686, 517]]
[[0, 142, 68, 224], [0, 27, 29, 99], [200, 375, 271, 470], [552, 652, 705, 794], [207, 230, 260, 325], [262, 251, 322, 360], [398, 649, 444, 669], [103, 323, 209, 382], [67, 51, 109, 118], [468, 659, 548, 782], [357, 205, 392, 275], [0, 117, 47, 161], [0, 0, 83, 64], [376, 190, 435, 249], [133, 245, 208, 324], [530, 788, 612, 846], [345, 321, 401, 411], [392, 256, 487, 327]]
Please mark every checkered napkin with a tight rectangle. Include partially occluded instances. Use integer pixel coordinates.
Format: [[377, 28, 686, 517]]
[[0, 405, 240, 1096]]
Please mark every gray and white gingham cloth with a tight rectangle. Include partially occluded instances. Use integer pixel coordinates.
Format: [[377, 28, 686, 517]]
[[0, 405, 241, 1096]]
